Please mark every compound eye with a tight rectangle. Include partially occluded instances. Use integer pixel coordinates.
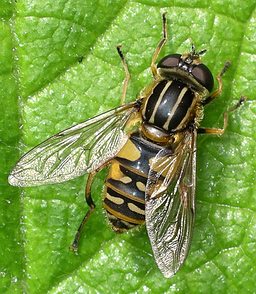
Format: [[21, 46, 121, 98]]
[[157, 54, 181, 68], [191, 64, 214, 92]]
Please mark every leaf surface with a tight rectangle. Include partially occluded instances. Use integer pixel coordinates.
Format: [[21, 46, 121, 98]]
[[1, 0, 256, 293]]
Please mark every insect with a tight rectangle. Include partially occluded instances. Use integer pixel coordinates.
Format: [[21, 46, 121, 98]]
[[8, 13, 246, 278]]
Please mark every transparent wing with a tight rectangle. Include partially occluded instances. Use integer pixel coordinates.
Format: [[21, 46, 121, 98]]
[[9, 101, 139, 187], [145, 129, 197, 278]]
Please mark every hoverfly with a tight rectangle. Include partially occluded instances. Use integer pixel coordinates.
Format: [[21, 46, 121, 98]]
[[8, 13, 246, 278]]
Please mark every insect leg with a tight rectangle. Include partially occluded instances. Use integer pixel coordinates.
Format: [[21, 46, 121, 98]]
[[116, 45, 130, 105], [151, 12, 168, 78], [70, 163, 111, 251], [198, 95, 247, 135], [70, 171, 97, 251], [201, 61, 231, 106]]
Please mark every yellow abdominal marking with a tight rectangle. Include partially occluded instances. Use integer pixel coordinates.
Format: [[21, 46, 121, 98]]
[[120, 176, 132, 184], [136, 181, 146, 192], [107, 193, 124, 205], [128, 203, 145, 215], [117, 139, 141, 161]]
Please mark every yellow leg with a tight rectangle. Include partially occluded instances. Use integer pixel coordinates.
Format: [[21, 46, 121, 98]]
[[116, 13, 168, 103], [70, 162, 111, 251], [116, 45, 130, 105], [198, 95, 247, 135], [151, 12, 168, 78], [202, 61, 231, 106]]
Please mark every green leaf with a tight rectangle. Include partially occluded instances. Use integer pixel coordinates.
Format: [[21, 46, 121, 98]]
[[1, 0, 256, 293]]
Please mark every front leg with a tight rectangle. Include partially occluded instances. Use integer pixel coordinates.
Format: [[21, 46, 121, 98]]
[[198, 95, 246, 135]]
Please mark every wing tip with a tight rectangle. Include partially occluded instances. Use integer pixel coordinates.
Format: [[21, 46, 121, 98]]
[[157, 260, 181, 278], [161, 268, 178, 278], [8, 173, 22, 187]]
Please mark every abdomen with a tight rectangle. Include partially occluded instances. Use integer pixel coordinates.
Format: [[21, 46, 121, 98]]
[[104, 132, 162, 232]]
